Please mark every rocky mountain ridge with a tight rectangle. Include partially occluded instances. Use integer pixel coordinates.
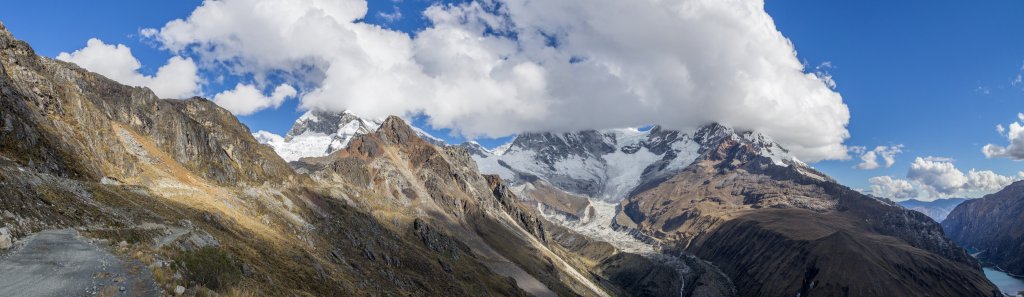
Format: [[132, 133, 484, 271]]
[[944, 181, 1024, 276]]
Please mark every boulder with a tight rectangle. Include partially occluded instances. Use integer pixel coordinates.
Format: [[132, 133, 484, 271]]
[[0, 227, 12, 250]]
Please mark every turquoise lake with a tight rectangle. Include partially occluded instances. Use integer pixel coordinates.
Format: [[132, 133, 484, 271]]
[[984, 267, 1024, 296]]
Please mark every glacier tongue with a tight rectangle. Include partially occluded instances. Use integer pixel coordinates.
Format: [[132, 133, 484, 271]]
[[538, 199, 658, 254], [255, 130, 338, 162]]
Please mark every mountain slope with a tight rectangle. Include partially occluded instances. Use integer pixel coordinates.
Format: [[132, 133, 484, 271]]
[[899, 198, 968, 222], [296, 116, 622, 296], [943, 181, 1024, 276], [0, 22, 536, 296], [616, 137, 996, 296]]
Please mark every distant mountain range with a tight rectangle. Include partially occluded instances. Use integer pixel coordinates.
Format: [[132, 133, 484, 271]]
[[260, 105, 1003, 295], [898, 198, 969, 222], [466, 124, 997, 296]]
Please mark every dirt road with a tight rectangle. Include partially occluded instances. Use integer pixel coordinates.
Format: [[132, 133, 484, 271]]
[[0, 229, 158, 297]]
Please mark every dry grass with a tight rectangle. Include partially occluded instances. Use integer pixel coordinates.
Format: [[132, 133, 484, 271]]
[[223, 287, 260, 297], [111, 124, 288, 244]]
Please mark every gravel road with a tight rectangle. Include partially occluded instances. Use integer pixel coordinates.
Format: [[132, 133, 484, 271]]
[[0, 229, 158, 297]]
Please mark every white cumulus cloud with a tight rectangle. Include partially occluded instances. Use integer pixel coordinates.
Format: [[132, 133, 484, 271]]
[[852, 145, 903, 170], [148, 0, 851, 162], [212, 84, 297, 116], [867, 176, 918, 199], [982, 113, 1024, 160], [56, 38, 200, 99], [905, 156, 1022, 198]]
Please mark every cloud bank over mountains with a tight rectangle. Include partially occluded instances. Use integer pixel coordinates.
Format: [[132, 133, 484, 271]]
[[867, 156, 1024, 201], [57, 0, 851, 162]]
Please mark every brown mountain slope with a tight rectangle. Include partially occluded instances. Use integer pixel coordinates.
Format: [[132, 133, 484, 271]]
[[302, 116, 616, 296], [616, 134, 1000, 297], [0, 24, 292, 186], [0, 21, 533, 296], [943, 181, 1024, 276]]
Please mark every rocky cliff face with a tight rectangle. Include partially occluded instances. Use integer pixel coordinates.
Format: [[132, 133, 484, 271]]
[[944, 181, 1024, 275], [0, 23, 292, 187]]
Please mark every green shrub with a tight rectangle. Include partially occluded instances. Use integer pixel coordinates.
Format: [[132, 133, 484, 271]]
[[173, 247, 242, 290]]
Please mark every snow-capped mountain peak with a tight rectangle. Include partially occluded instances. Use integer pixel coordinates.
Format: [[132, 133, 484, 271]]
[[472, 123, 802, 202], [256, 110, 446, 162]]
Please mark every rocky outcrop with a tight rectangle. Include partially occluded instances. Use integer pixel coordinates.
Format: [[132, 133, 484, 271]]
[[944, 181, 1024, 276], [485, 175, 548, 242]]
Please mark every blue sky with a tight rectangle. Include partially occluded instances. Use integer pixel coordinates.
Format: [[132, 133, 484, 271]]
[[1, 0, 1022, 198]]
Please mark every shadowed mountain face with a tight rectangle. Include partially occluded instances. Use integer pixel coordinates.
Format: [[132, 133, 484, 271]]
[[616, 135, 999, 297], [944, 182, 1024, 276], [471, 112, 1000, 296], [899, 198, 968, 222]]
